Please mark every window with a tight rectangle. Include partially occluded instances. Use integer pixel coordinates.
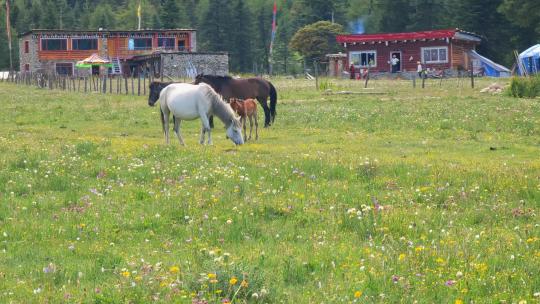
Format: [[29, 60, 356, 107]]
[[56, 63, 73, 75], [41, 39, 67, 51], [178, 40, 186, 51], [158, 38, 175, 50], [24, 64, 30, 71], [422, 47, 448, 64], [72, 38, 98, 50], [133, 38, 152, 50], [349, 51, 377, 67], [24, 41, 29, 53]]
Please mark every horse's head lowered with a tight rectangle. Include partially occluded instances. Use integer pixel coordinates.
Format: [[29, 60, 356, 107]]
[[226, 117, 244, 146], [148, 82, 171, 107]]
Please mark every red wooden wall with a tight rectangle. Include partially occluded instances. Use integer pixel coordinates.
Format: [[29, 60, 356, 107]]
[[344, 39, 477, 72]]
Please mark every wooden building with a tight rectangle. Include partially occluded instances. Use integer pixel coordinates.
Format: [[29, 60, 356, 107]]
[[19, 29, 196, 76], [336, 29, 482, 74]]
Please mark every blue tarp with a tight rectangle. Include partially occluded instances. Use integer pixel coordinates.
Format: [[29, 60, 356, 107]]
[[469, 51, 511, 77], [518, 44, 540, 75]]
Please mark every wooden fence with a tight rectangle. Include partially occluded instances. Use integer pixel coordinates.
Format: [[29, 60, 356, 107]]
[[1, 71, 151, 96]]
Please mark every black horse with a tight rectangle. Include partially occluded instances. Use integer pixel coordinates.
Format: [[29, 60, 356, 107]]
[[194, 74, 277, 127]]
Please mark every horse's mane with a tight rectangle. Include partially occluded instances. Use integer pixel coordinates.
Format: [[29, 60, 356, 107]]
[[200, 74, 234, 81], [150, 81, 174, 90], [199, 83, 239, 127]]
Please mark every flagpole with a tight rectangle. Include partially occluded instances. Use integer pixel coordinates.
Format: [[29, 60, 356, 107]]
[[137, 0, 142, 30], [6, 0, 13, 73], [269, 1, 277, 76]]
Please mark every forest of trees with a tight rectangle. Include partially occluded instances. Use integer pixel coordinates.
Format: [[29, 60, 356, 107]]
[[0, 0, 539, 73]]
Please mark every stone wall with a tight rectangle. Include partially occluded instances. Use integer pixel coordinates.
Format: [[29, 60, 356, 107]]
[[161, 52, 228, 78], [18, 36, 40, 73]]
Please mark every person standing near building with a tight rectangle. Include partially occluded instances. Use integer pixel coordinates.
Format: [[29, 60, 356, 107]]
[[417, 61, 423, 78], [349, 63, 356, 79], [391, 55, 400, 73]]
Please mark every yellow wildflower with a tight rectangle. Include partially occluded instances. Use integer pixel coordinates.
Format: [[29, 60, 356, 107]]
[[121, 271, 130, 278], [240, 280, 249, 288], [229, 277, 238, 285], [398, 253, 406, 261], [208, 273, 217, 279], [415, 246, 424, 253], [354, 291, 363, 298], [169, 266, 180, 274], [455, 299, 463, 304], [436, 257, 445, 264]]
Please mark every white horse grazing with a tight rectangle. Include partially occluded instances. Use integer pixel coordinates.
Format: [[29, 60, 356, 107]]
[[148, 82, 244, 146]]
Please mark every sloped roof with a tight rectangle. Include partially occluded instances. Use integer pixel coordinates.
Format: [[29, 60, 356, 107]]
[[469, 50, 510, 73], [81, 53, 110, 64], [337, 29, 481, 44], [519, 44, 540, 59]]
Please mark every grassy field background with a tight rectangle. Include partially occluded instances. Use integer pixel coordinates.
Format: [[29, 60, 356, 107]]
[[0, 78, 539, 303]]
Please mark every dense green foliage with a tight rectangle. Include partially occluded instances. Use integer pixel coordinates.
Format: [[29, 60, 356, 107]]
[[1, 78, 539, 302], [509, 75, 540, 98], [289, 21, 345, 62], [0, 0, 539, 72]]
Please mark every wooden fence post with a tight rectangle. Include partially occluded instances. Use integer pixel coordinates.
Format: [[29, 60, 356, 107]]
[[102, 75, 107, 93], [137, 73, 141, 96], [124, 76, 128, 95], [364, 65, 370, 89], [313, 60, 319, 90], [469, 61, 475, 89]]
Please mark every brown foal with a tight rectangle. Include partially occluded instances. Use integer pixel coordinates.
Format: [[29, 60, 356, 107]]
[[229, 98, 259, 141]]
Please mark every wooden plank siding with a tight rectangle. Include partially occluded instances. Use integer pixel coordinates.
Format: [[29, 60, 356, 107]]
[[346, 39, 454, 72], [451, 40, 477, 70], [36, 33, 194, 61]]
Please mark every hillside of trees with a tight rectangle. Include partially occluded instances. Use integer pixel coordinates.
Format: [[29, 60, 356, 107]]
[[0, 0, 538, 73]]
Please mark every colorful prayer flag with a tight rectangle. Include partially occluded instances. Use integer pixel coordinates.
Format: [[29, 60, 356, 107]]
[[6, 0, 11, 43], [269, 1, 277, 55], [137, 0, 142, 30]]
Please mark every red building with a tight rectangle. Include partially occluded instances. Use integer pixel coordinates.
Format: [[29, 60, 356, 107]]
[[336, 29, 481, 74]]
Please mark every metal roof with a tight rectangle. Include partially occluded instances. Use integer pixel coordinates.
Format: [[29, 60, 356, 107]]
[[19, 28, 196, 37], [337, 29, 481, 44]]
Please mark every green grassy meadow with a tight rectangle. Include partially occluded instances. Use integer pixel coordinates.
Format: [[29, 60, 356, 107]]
[[0, 78, 539, 303]]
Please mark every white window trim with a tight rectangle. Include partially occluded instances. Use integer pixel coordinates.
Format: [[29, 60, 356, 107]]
[[349, 50, 377, 68], [421, 46, 448, 64]]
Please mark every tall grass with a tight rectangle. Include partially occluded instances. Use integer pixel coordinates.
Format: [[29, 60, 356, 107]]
[[508, 75, 540, 98], [0, 78, 539, 303]]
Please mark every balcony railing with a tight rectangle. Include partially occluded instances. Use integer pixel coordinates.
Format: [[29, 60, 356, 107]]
[[111, 46, 192, 58]]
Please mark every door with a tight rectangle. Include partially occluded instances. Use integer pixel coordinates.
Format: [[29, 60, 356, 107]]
[[390, 51, 402, 72]]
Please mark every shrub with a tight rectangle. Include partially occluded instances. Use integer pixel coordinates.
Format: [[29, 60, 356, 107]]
[[508, 75, 540, 98]]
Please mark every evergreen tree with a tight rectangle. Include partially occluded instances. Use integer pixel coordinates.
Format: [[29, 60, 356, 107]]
[[448, 0, 518, 65], [229, 0, 253, 72], [40, 0, 60, 28], [160, 0, 186, 28], [252, 4, 271, 73], [89, 3, 116, 29], [373, 0, 412, 33], [199, 0, 232, 52], [407, 0, 446, 31]]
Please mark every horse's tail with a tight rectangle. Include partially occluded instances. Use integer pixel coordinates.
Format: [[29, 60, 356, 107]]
[[160, 108, 166, 134], [269, 82, 277, 123]]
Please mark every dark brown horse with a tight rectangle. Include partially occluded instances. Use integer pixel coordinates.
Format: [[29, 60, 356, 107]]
[[194, 74, 277, 127]]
